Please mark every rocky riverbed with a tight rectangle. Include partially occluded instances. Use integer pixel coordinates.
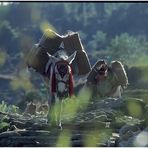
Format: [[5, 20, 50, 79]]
[[0, 96, 147, 147]]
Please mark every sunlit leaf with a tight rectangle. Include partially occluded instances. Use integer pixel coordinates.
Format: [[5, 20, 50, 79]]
[[83, 129, 112, 147], [40, 21, 57, 37], [56, 129, 71, 147], [127, 101, 143, 118]]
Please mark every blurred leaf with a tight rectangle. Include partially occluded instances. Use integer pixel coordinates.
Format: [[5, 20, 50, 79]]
[[0, 122, 9, 130], [40, 21, 57, 36], [84, 129, 112, 147], [127, 101, 143, 118], [56, 129, 71, 147], [0, 101, 7, 112], [0, 50, 7, 66], [10, 77, 33, 91]]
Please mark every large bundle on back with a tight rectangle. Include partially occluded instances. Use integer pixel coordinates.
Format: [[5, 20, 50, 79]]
[[26, 30, 61, 74], [111, 61, 128, 88], [87, 60, 128, 88], [26, 29, 91, 76]]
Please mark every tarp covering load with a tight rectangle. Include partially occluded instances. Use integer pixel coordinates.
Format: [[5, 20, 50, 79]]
[[87, 60, 128, 88], [111, 61, 128, 88], [26, 29, 91, 76]]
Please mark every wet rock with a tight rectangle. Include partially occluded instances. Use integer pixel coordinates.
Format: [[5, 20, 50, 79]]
[[9, 125, 18, 131], [0, 93, 147, 147], [93, 97, 124, 110], [119, 124, 141, 140], [118, 124, 141, 146], [107, 137, 116, 147], [113, 115, 144, 131], [10, 120, 26, 129], [71, 139, 84, 147], [18, 130, 51, 136], [0, 131, 21, 138], [94, 114, 108, 122], [0, 129, 59, 147]]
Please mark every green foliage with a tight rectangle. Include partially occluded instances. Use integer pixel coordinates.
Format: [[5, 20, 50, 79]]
[[83, 129, 112, 147], [0, 100, 19, 113], [88, 30, 107, 50], [0, 101, 7, 112], [9, 68, 34, 92], [0, 2, 147, 67], [78, 30, 87, 40], [25, 90, 42, 102], [0, 121, 9, 130], [115, 115, 143, 126], [107, 33, 148, 66], [0, 4, 148, 147], [0, 20, 18, 40], [0, 2, 148, 117], [8, 105, 19, 113], [104, 3, 130, 17], [56, 129, 71, 147], [10, 76, 33, 91], [24, 85, 48, 104]]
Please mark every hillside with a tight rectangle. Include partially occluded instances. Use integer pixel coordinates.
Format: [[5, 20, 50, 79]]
[[0, 2, 148, 147]]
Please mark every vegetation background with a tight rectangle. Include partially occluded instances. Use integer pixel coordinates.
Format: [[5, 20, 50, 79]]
[[0, 2, 148, 107], [0, 2, 148, 147]]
